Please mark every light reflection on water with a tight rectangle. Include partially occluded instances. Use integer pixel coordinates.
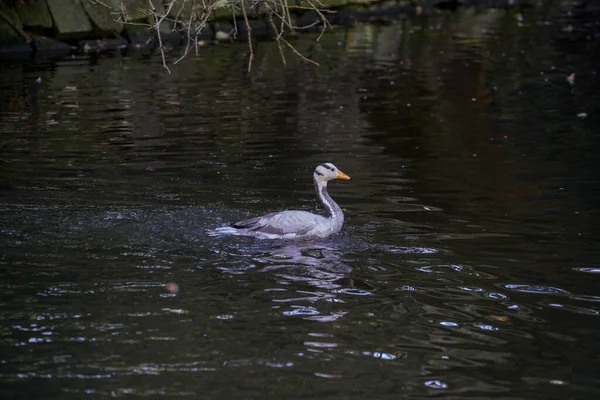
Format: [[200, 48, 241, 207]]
[[1, 4, 600, 400]]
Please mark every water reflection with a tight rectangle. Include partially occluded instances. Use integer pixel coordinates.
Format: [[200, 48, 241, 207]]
[[254, 242, 353, 322], [260, 243, 349, 286]]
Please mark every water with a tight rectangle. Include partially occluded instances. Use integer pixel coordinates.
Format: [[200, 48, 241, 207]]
[[1, 5, 600, 399]]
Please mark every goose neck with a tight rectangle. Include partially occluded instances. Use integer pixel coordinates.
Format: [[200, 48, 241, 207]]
[[314, 178, 342, 220]]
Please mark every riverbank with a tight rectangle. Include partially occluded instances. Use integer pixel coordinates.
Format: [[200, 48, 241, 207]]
[[1, 0, 537, 59]]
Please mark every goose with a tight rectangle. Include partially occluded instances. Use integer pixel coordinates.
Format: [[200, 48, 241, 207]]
[[215, 163, 350, 239]]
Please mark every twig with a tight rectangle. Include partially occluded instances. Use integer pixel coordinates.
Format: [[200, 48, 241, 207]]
[[268, 13, 286, 66], [231, 2, 238, 39], [175, 0, 216, 63], [307, 0, 332, 41], [241, 0, 254, 72], [119, 0, 127, 22], [287, 6, 336, 13], [263, 0, 286, 40], [278, 0, 287, 39], [174, 7, 196, 64], [291, 19, 320, 30], [153, 0, 179, 73], [173, 0, 186, 29], [281, 38, 319, 66], [194, 3, 215, 55]]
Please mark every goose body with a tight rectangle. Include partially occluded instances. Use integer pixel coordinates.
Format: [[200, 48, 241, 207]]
[[215, 163, 350, 239]]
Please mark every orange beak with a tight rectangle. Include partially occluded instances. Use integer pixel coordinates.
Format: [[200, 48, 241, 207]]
[[337, 170, 351, 180]]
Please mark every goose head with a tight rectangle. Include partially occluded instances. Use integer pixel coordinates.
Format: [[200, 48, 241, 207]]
[[313, 163, 351, 183]]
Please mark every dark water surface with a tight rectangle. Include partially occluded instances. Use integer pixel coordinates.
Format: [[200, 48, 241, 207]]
[[1, 5, 600, 399]]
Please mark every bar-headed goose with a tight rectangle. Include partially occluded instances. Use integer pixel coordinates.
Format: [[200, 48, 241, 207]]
[[215, 163, 350, 239]]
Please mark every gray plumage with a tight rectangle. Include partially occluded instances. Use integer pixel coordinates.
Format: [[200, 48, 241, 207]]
[[214, 163, 351, 239]]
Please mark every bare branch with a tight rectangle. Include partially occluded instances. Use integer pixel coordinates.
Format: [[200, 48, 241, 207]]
[[152, 0, 180, 73], [282, 38, 319, 66], [307, 0, 332, 41], [87, 0, 332, 71], [268, 13, 286, 66], [241, 1, 254, 72]]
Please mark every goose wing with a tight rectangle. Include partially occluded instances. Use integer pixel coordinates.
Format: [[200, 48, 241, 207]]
[[233, 210, 321, 236]]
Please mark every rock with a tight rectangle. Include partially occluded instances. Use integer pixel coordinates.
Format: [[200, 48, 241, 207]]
[[125, 20, 182, 47], [79, 38, 127, 52], [125, 16, 181, 44], [33, 36, 72, 54], [14, 0, 53, 29], [117, 0, 165, 22], [46, 0, 93, 39], [211, 1, 236, 20], [235, 19, 270, 40], [121, 1, 176, 44], [123, 23, 154, 44], [157, 20, 183, 45], [81, 0, 123, 34], [210, 0, 269, 21], [173, 0, 202, 20]]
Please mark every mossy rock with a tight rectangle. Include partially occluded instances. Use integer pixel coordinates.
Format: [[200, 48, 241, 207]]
[[123, 19, 172, 43], [117, 0, 165, 22], [14, 0, 53, 29], [123, 22, 153, 44], [211, 2, 236, 21], [209, 0, 272, 21], [124, 19, 183, 45], [82, 0, 123, 34], [167, 0, 202, 20], [80, 0, 164, 27], [46, 0, 93, 38], [177, 0, 262, 22]]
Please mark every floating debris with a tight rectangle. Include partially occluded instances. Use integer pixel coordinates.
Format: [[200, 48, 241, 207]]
[[566, 73, 575, 85], [165, 281, 179, 294]]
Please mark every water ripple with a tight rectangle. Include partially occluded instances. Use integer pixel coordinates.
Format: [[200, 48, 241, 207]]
[[504, 284, 571, 296], [574, 267, 600, 273]]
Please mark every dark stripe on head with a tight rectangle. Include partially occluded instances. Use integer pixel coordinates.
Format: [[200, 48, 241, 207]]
[[314, 170, 324, 176], [320, 163, 334, 171]]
